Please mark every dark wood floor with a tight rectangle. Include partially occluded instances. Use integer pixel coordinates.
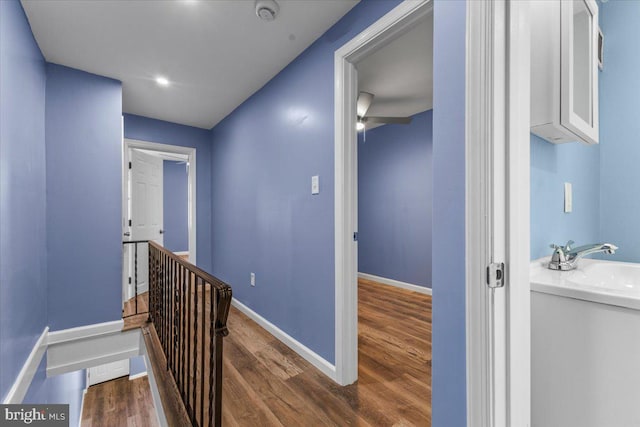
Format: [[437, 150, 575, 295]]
[[222, 277, 432, 426], [123, 292, 150, 331], [81, 376, 159, 427], [115, 278, 432, 426]]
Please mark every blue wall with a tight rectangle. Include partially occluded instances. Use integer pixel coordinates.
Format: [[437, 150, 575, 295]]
[[23, 358, 48, 404], [46, 64, 123, 330], [23, 363, 85, 427], [123, 114, 213, 271], [163, 161, 189, 253], [358, 110, 433, 287], [599, 0, 640, 263], [210, 0, 402, 365], [45, 370, 86, 427], [211, 0, 469, 420], [0, 0, 48, 400], [530, 1, 640, 263], [431, 0, 467, 425], [530, 135, 601, 259], [129, 356, 147, 377]]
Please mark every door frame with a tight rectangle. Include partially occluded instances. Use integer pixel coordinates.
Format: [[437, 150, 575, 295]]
[[333, 0, 531, 425], [465, 1, 531, 426], [122, 138, 197, 262], [333, 0, 434, 387], [503, 1, 531, 425]]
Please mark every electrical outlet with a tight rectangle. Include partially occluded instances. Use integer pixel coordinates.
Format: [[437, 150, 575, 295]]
[[250, 272, 256, 287]]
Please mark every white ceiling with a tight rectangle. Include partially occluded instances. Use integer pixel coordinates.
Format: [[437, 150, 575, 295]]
[[21, 0, 359, 129], [356, 13, 433, 120]]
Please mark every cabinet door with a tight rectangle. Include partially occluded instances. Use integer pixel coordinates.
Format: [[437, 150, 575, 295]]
[[561, 0, 599, 144]]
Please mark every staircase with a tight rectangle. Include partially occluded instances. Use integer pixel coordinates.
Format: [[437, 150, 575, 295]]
[[123, 241, 232, 427]]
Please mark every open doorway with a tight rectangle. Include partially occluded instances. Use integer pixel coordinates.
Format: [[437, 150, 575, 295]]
[[334, 0, 529, 423], [352, 10, 433, 424], [355, 10, 433, 296], [121, 139, 196, 315], [332, 1, 434, 422]]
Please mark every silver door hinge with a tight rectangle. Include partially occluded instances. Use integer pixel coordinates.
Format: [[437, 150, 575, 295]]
[[353, 232, 358, 242], [486, 262, 505, 288]]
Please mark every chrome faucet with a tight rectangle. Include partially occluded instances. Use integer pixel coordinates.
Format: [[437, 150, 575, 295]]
[[548, 241, 618, 270]]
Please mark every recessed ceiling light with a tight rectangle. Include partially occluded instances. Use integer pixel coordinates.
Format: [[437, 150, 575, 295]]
[[155, 76, 170, 87]]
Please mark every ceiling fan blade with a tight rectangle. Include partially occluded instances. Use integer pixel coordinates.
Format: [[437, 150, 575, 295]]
[[356, 92, 374, 118], [364, 116, 413, 125]]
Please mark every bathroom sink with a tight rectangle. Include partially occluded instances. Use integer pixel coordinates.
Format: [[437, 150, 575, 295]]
[[567, 262, 640, 292], [531, 258, 640, 309]]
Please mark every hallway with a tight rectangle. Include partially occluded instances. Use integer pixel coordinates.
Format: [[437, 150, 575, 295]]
[[96, 278, 431, 425]]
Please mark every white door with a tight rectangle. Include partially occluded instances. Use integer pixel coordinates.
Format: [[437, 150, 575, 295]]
[[87, 359, 130, 386], [125, 149, 163, 298]]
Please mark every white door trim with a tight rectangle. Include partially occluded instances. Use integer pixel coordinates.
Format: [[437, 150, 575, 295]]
[[466, 1, 504, 424], [504, 1, 531, 425], [466, 1, 531, 426], [123, 139, 197, 264], [333, 0, 434, 387]]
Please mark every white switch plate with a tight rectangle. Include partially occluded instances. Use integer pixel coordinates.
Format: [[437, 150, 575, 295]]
[[250, 272, 255, 287], [564, 182, 572, 213], [311, 175, 320, 195]]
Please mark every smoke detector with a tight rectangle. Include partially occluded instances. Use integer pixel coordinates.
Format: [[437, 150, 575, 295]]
[[256, 0, 279, 22]]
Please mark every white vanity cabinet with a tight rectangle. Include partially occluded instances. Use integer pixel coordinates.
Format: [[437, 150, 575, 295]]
[[531, 0, 599, 145]]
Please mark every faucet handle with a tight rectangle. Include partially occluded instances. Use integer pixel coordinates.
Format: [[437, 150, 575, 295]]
[[565, 240, 575, 251], [549, 243, 567, 262]]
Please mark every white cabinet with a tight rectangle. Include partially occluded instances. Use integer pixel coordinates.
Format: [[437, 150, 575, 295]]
[[531, 0, 599, 145]]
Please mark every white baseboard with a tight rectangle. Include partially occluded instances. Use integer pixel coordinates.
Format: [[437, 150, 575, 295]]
[[2, 327, 49, 404], [129, 372, 148, 381], [358, 272, 432, 295], [173, 251, 189, 256], [231, 298, 337, 381]]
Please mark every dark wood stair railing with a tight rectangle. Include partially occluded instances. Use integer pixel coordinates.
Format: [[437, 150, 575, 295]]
[[147, 241, 232, 427]]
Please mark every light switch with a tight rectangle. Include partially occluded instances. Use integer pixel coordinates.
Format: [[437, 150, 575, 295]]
[[311, 175, 320, 195], [564, 182, 572, 213], [250, 272, 256, 287]]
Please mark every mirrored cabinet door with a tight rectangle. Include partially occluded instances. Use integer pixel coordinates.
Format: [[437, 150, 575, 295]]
[[530, 0, 599, 145], [561, 0, 599, 144]]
